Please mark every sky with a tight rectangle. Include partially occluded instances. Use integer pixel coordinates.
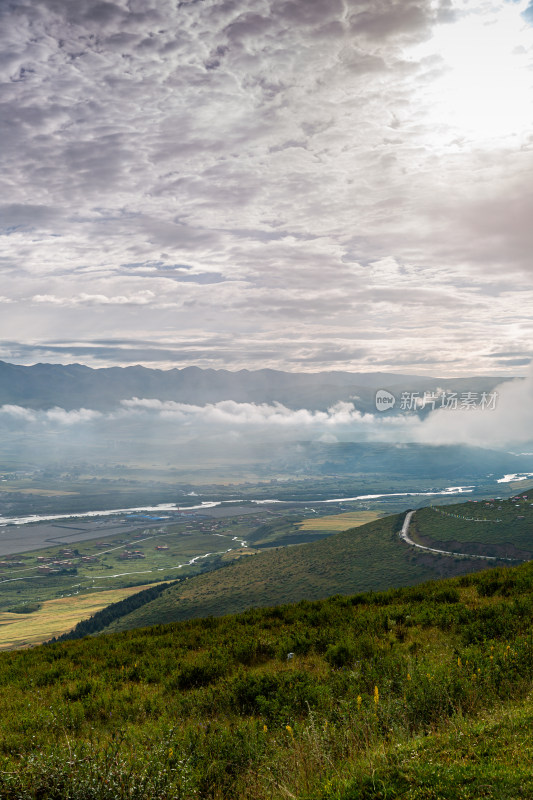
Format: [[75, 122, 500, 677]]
[[1, 0, 533, 376]]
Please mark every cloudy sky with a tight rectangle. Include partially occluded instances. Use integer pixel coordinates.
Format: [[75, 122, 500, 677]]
[[1, 0, 533, 376]]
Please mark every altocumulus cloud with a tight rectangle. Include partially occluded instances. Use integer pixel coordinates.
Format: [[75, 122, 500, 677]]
[[0, 0, 532, 373]]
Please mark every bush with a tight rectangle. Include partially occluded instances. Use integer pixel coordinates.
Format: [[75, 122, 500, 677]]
[[325, 643, 356, 669]]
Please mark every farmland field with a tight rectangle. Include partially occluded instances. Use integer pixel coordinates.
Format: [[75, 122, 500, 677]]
[[298, 510, 382, 531], [0, 584, 164, 649]]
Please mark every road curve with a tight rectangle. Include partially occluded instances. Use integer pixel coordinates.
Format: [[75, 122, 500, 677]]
[[399, 510, 511, 562]]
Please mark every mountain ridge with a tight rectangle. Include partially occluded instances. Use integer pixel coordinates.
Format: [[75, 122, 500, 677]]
[[0, 360, 512, 412]]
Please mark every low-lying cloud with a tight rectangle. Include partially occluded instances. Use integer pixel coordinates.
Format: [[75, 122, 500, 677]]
[[1, 364, 532, 456], [413, 362, 533, 449]]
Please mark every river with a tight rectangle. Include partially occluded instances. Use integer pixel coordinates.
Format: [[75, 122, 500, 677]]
[[0, 485, 475, 527]]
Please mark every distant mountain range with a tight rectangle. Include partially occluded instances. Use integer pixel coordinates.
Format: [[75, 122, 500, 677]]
[[0, 361, 513, 413]]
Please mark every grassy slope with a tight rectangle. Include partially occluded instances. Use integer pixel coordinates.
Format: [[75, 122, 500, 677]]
[[1, 561, 533, 797], [102, 514, 489, 634], [338, 698, 533, 799], [412, 495, 533, 557]]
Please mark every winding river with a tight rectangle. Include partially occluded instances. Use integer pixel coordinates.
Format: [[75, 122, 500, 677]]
[[0, 486, 475, 527]]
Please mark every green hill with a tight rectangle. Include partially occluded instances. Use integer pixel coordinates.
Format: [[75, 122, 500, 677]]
[[2, 561, 533, 797], [98, 513, 492, 635], [410, 494, 533, 559], [57, 495, 533, 641]]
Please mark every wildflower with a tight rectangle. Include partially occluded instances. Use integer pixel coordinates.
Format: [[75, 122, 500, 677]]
[[263, 724, 268, 733], [357, 695, 362, 709], [168, 748, 173, 758], [374, 686, 379, 706], [407, 673, 411, 681], [457, 657, 462, 668], [286, 725, 294, 738]]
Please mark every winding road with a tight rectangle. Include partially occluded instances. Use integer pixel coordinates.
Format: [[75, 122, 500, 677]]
[[399, 510, 512, 562]]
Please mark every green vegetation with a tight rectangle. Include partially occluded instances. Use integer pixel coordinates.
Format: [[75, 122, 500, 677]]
[[0, 586, 164, 650], [3, 492, 530, 648], [0, 513, 287, 612], [101, 514, 493, 635], [6, 602, 41, 614], [54, 582, 174, 642], [0, 561, 533, 796], [0, 454, 514, 521], [412, 494, 533, 558]]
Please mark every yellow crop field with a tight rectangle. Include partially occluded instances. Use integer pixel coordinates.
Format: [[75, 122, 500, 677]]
[[0, 584, 164, 650], [507, 479, 533, 493], [298, 511, 382, 532]]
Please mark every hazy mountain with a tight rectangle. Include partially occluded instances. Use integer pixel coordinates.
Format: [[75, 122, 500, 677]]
[[0, 361, 511, 413]]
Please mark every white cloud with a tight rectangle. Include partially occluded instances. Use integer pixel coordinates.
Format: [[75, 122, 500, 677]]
[[416, 362, 533, 448], [0, 0, 532, 373], [32, 291, 162, 307], [0, 405, 102, 425], [2, 359, 533, 452], [44, 407, 103, 425], [0, 405, 37, 421]]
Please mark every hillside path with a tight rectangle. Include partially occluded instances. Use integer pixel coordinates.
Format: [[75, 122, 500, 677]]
[[399, 510, 508, 561]]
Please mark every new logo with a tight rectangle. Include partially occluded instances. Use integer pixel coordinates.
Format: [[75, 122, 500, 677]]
[[375, 389, 396, 412]]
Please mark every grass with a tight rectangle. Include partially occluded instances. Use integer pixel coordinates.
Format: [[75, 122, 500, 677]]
[[330, 697, 533, 799], [0, 561, 533, 796], [100, 514, 493, 634], [0, 584, 164, 650], [298, 511, 382, 531], [0, 516, 272, 610], [412, 495, 533, 557], [0, 507, 351, 646]]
